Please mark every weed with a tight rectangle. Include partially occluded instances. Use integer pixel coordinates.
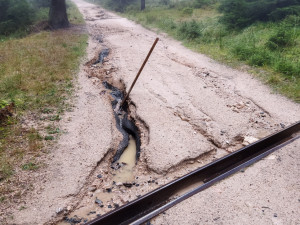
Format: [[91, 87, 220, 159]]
[[41, 108, 54, 114], [0, 196, 6, 202], [21, 162, 39, 171], [44, 136, 54, 141], [19, 205, 26, 210], [49, 115, 61, 121], [181, 7, 193, 16], [248, 49, 273, 66], [47, 127, 60, 134], [27, 129, 43, 152], [67, 0, 85, 25]]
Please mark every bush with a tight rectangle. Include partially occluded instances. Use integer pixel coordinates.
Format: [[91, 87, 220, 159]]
[[178, 20, 202, 40], [159, 0, 170, 6], [266, 28, 295, 50], [194, 0, 216, 9], [219, 0, 300, 29], [248, 49, 273, 66], [275, 59, 300, 76], [269, 6, 300, 21], [160, 18, 177, 30], [232, 44, 255, 61], [0, 0, 34, 36], [181, 7, 193, 16], [101, 0, 138, 12], [28, 0, 50, 8]]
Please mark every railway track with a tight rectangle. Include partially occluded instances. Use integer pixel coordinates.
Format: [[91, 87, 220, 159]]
[[86, 121, 300, 225]]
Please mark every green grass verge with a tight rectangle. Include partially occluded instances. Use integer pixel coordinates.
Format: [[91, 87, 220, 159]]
[[90, 0, 299, 102], [124, 6, 299, 102], [0, 1, 87, 192]]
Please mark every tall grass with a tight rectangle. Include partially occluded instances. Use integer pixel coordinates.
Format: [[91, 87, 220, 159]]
[[119, 3, 299, 102], [0, 0, 87, 195]]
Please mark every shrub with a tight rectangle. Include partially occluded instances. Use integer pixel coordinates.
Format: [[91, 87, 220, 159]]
[[159, 0, 170, 6], [219, 0, 300, 29], [266, 28, 295, 50], [0, 0, 34, 35], [268, 6, 300, 21], [232, 44, 255, 61], [181, 7, 193, 16], [275, 59, 300, 76], [145, 14, 157, 24], [248, 49, 273, 66], [28, 0, 50, 8], [178, 20, 202, 40], [101, 0, 138, 12], [160, 18, 177, 30], [194, 0, 216, 9]]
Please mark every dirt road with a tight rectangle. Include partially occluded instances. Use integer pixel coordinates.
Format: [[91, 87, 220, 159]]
[[8, 0, 299, 224]]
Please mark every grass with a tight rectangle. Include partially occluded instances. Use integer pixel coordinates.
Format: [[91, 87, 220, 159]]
[[0, 0, 88, 201], [93, 0, 299, 102]]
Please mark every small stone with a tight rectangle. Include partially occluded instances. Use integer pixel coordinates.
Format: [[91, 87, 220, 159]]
[[116, 182, 123, 186], [245, 201, 252, 207], [56, 208, 64, 214], [89, 185, 97, 192], [213, 217, 220, 221], [242, 136, 259, 146], [274, 213, 277, 217], [106, 188, 112, 193], [135, 183, 140, 187], [97, 174, 102, 178], [233, 108, 239, 113], [108, 205, 112, 208], [114, 203, 119, 208], [95, 198, 103, 206], [87, 211, 96, 215], [280, 123, 285, 128], [97, 214, 101, 217], [123, 183, 133, 188]]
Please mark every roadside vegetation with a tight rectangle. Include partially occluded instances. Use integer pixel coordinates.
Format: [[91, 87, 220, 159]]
[[92, 0, 300, 102], [0, 0, 87, 206]]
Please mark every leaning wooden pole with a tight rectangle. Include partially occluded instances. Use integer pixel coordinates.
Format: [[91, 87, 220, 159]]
[[120, 38, 159, 108]]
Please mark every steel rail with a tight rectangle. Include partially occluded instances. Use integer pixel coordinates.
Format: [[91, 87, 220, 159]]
[[86, 121, 300, 225]]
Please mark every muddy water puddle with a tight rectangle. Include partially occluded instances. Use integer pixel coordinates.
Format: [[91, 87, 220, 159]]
[[113, 136, 137, 183]]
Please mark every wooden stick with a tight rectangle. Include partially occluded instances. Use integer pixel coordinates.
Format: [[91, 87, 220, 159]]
[[120, 37, 159, 107]]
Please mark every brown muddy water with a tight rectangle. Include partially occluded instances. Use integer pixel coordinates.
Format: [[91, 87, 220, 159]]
[[58, 136, 137, 224], [113, 136, 137, 183]]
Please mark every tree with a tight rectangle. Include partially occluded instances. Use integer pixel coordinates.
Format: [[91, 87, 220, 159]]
[[141, 0, 145, 10], [49, 0, 69, 29]]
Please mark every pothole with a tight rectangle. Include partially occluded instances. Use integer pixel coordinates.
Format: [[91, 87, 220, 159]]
[[102, 80, 142, 184], [55, 43, 227, 225]]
